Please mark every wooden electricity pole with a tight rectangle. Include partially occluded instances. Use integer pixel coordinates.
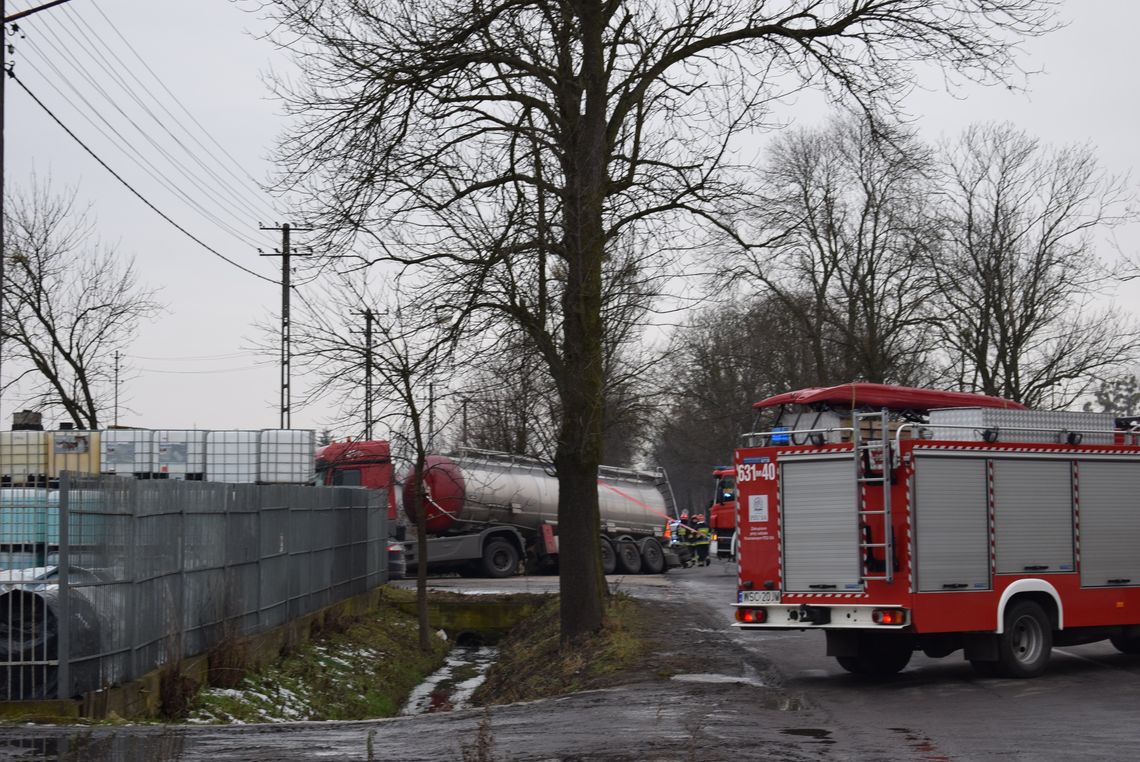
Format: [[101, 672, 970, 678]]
[[259, 222, 312, 429]]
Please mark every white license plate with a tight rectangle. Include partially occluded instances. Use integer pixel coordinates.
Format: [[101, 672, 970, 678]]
[[738, 590, 781, 604]]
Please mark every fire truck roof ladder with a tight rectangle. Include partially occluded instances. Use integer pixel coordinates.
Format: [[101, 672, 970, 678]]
[[854, 409, 893, 584]]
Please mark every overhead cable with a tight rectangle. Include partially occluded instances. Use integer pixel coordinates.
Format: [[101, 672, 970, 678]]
[[10, 71, 278, 284]]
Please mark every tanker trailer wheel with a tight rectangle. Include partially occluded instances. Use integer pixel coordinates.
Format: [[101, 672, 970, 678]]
[[996, 600, 1052, 678], [638, 537, 666, 574], [599, 537, 617, 575], [615, 539, 643, 574], [482, 538, 520, 578]]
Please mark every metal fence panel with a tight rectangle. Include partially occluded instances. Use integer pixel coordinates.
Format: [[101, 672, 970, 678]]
[[0, 474, 387, 700]]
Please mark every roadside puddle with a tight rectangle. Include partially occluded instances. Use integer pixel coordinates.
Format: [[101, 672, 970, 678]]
[[780, 727, 835, 744]]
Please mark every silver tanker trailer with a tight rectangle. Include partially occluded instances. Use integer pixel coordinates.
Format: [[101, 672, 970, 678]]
[[402, 449, 680, 577]]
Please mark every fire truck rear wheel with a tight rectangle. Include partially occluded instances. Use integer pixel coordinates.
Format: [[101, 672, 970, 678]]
[[1109, 633, 1140, 655], [996, 600, 1052, 678], [855, 635, 913, 678], [835, 656, 866, 674], [482, 539, 520, 578]]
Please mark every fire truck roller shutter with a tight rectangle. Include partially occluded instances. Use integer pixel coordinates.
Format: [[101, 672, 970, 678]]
[[914, 456, 990, 592], [992, 460, 1074, 575], [782, 456, 861, 593], [1074, 460, 1140, 588]]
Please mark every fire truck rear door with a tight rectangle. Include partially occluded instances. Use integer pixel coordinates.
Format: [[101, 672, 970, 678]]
[[782, 456, 861, 593]]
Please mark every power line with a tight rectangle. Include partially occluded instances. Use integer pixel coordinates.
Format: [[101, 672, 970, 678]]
[[88, 2, 282, 219], [15, 33, 273, 250], [10, 71, 278, 284], [136, 365, 266, 375], [56, 4, 280, 223], [127, 352, 250, 362]]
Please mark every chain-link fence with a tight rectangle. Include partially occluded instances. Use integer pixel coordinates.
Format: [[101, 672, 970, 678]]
[[0, 474, 387, 700]]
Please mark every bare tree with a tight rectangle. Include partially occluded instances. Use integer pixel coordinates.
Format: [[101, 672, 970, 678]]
[[933, 123, 1138, 407], [2, 181, 160, 429], [652, 293, 850, 511], [733, 114, 939, 385], [456, 327, 656, 466], [276, 275, 458, 652], [456, 333, 560, 458], [269, 0, 1056, 642]]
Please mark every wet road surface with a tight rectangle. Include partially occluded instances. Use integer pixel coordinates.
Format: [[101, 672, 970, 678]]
[[1, 563, 1138, 760]]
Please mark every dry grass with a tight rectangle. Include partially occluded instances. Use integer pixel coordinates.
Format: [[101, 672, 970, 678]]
[[472, 593, 652, 705]]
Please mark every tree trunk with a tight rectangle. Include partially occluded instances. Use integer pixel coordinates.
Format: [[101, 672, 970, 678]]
[[555, 0, 609, 645]]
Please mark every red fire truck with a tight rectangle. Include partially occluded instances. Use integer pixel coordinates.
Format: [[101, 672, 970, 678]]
[[709, 467, 737, 558], [732, 383, 1140, 678]]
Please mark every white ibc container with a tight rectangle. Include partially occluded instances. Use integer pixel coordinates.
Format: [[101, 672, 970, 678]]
[[258, 429, 316, 484], [205, 431, 260, 483], [0, 432, 49, 484], [154, 430, 208, 479], [101, 429, 154, 474]]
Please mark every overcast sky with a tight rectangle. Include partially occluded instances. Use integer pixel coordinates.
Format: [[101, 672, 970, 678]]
[[4, 0, 1138, 435]]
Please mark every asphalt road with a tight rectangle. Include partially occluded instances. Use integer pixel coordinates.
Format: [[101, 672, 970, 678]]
[[1, 563, 1139, 761]]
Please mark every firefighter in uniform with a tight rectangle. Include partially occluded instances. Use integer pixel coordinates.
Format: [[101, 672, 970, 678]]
[[690, 515, 711, 566]]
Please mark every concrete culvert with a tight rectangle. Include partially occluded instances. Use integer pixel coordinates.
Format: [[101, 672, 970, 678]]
[[455, 631, 484, 647]]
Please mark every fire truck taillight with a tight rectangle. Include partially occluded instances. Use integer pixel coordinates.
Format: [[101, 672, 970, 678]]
[[736, 607, 766, 624], [872, 608, 907, 626]]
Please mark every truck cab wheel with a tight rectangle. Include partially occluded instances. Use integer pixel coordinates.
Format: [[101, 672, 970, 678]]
[[482, 538, 520, 578], [996, 600, 1052, 678]]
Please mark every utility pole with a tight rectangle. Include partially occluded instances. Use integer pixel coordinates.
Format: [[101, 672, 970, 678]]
[[259, 222, 312, 429], [113, 350, 120, 427], [427, 382, 435, 452], [2, 0, 8, 435], [363, 308, 374, 440], [461, 397, 469, 446]]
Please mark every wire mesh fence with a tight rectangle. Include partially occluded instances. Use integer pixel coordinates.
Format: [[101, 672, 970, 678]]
[[0, 471, 387, 701]]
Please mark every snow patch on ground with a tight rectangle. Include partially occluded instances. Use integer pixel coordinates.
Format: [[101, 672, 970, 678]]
[[400, 646, 499, 716]]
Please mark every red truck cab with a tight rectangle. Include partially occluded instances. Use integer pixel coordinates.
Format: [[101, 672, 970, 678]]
[[314, 439, 397, 520], [708, 467, 737, 558], [315, 439, 404, 577]]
